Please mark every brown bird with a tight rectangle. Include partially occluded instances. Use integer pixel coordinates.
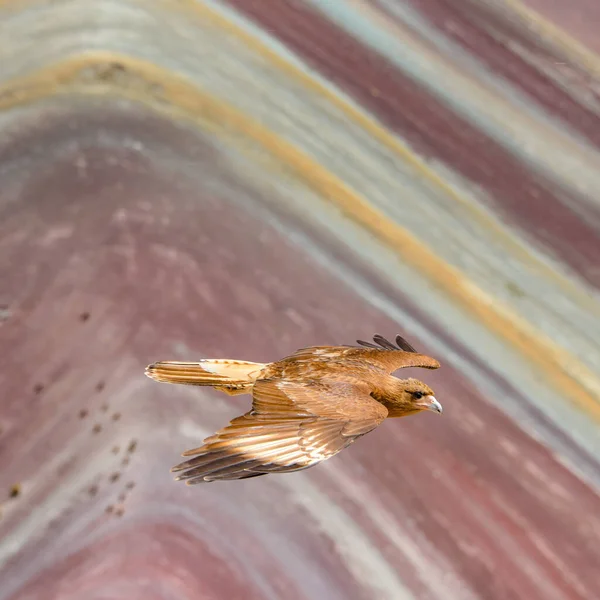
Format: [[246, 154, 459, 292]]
[[145, 334, 442, 483]]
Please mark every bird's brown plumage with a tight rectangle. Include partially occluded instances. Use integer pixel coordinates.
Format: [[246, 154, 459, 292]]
[[145, 334, 442, 483]]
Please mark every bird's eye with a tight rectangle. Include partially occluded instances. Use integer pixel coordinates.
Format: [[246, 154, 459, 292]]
[[412, 391, 423, 399]]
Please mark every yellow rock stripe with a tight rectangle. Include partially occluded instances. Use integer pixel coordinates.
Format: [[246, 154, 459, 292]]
[[499, 0, 600, 79], [165, 0, 600, 308]]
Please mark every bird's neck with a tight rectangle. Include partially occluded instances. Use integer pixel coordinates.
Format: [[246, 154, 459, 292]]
[[371, 377, 417, 418], [370, 377, 398, 405]]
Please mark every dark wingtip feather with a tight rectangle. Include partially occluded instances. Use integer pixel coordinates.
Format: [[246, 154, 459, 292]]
[[372, 334, 398, 351], [356, 339, 379, 348], [395, 334, 417, 353]]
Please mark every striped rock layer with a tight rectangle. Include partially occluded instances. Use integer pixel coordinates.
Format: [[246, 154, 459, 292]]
[[0, 1, 599, 599]]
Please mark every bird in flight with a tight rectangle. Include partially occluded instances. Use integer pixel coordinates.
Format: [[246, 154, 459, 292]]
[[145, 334, 442, 483]]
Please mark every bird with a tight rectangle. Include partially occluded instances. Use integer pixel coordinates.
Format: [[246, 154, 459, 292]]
[[145, 333, 442, 483]]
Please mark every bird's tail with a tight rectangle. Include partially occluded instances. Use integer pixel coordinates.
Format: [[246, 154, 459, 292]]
[[145, 359, 266, 394]]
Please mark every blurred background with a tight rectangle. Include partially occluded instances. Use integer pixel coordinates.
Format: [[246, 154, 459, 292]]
[[1, 1, 599, 599]]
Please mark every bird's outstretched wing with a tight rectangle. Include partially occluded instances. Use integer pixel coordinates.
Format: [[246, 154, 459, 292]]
[[288, 333, 440, 373], [171, 377, 387, 483]]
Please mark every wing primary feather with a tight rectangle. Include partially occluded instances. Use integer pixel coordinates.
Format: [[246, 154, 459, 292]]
[[372, 334, 397, 350], [255, 463, 312, 473], [356, 340, 379, 348], [395, 334, 417, 353], [196, 461, 257, 480], [200, 471, 266, 483], [175, 455, 255, 480]]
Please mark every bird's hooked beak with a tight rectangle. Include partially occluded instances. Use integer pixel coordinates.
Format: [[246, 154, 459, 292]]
[[418, 395, 443, 414]]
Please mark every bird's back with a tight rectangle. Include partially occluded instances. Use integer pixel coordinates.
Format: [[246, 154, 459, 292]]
[[260, 345, 388, 387]]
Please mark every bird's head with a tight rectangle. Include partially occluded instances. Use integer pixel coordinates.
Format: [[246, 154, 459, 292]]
[[387, 378, 442, 418]]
